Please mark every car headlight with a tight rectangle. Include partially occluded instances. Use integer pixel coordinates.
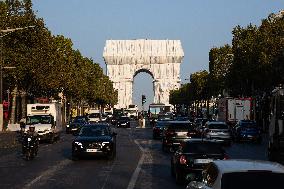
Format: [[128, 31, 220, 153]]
[[66, 125, 70, 128], [74, 141, 83, 146], [102, 142, 110, 146]]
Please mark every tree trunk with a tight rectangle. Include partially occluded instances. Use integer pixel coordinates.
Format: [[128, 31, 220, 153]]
[[10, 86, 18, 124], [20, 90, 27, 119]]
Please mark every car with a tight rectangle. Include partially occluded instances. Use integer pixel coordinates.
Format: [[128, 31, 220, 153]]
[[152, 120, 171, 139], [203, 121, 232, 145], [186, 159, 284, 189], [171, 139, 228, 184], [194, 118, 208, 128], [72, 123, 117, 160], [66, 116, 88, 134], [232, 120, 262, 143], [88, 112, 101, 123], [175, 116, 190, 121], [116, 116, 131, 128], [158, 112, 174, 121], [101, 113, 108, 122], [162, 120, 198, 152]]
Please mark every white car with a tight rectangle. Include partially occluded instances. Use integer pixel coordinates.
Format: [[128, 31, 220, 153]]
[[186, 159, 284, 189]]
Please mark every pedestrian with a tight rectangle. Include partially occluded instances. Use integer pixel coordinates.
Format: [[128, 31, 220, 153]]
[[139, 114, 143, 127]]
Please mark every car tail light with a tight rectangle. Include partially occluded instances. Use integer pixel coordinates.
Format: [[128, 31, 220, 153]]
[[179, 155, 187, 165], [223, 154, 230, 160], [166, 130, 175, 136], [187, 131, 196, 136]]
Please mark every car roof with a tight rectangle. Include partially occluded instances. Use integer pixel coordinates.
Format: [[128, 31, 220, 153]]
[[168, 120, 192, 124], [184, 138, 223, 143], [207, 121, 226, 125], [213, 160, 284, 174]]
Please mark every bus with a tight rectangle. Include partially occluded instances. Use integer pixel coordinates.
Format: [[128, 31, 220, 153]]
[[148, 103, 171, 122]]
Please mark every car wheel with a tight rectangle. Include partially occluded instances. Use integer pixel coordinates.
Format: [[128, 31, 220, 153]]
[[107, 150, 116, 160], [72, 151, 79, 161], [257, 137, 262, 144], [162, 143, 167, 152], [175, 170, 184, 184], [171, 160, 175, 176], [49, 134, 55, 144]]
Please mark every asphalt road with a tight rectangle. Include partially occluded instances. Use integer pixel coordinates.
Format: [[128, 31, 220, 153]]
[[0, 121, 269, 189]]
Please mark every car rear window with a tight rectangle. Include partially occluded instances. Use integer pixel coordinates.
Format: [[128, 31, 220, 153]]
[[168, 122, 192, 130], [209, 124, 228, 130], [221, 172, 284, 189], [183, 142, 223, 154], [89, 113, 100, 118]]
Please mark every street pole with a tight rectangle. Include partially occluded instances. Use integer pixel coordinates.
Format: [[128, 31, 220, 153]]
[[0, 26, 35, 131], [0, 36, 3, 130]]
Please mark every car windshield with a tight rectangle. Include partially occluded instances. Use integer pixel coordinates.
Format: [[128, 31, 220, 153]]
[[183, 142, 223, 154], [221, 172, 284, 189], [89, 113, 100, 118], [209, 124, 228, 130], [158, 114, 173, 120], [156, 121, 171, 127], [79, 126, 110, 137], [119, 117, 130, 121], [26, 115, 52, 124], [241, 122, 257, 128], [168, 122, 192, 130], [74, 117, 87, 122]]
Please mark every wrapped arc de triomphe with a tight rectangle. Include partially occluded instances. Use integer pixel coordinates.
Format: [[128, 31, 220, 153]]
[[103, 39, 184, 109]]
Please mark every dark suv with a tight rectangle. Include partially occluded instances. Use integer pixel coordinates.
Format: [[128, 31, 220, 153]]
[[171, 139, 228, 184], [162, 121, 198, 152]]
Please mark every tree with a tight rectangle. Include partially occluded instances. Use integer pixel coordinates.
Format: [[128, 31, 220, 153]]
[[208, 45, 233, 97]]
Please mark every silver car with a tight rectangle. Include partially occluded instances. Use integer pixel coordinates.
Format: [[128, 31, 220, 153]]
[[204, 121, 231, 145], [187, 159, 284, 189]]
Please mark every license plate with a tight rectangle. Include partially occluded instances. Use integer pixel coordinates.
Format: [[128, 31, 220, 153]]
[[177, 132, 187, 136], [86, 149, 99, 152], [71, 128, 77, 131], [194, 159, 213, 164]]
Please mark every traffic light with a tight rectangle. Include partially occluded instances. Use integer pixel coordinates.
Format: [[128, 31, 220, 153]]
[[142, 94, 146, 105]]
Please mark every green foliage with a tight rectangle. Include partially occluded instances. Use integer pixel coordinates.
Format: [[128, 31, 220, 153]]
[[0, 0, 117, 106], [208, 44, 233, 97]]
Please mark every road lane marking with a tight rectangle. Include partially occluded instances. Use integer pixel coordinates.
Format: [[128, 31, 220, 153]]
[[101, 159, 116, 189], [127, 139, 146, 189], [23, 159, 71, 189]]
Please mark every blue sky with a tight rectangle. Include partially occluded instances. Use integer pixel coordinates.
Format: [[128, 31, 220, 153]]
[[33, 0, 283, 110]]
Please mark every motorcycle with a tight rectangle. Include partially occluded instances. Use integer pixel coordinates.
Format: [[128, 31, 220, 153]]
[[22, 134, 39, 160]]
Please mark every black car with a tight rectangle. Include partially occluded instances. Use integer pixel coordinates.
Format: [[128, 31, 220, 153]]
[[232, 120, 262, 143], [171, 139, 228, 184], [162, 121, 198, 152], [153, 120, 171, 139], [66, 116, 89, 134], [116, 116, 131, 128], [72, 124, 117, 160]]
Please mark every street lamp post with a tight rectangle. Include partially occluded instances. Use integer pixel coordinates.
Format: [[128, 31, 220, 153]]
[[0, 26, 35, 131]]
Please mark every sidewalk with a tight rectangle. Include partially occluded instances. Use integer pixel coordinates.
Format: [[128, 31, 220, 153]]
[[0, 131, 21, 157]]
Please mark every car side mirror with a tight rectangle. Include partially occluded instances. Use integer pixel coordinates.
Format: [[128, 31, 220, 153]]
[[112, 132, 117, 136]]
